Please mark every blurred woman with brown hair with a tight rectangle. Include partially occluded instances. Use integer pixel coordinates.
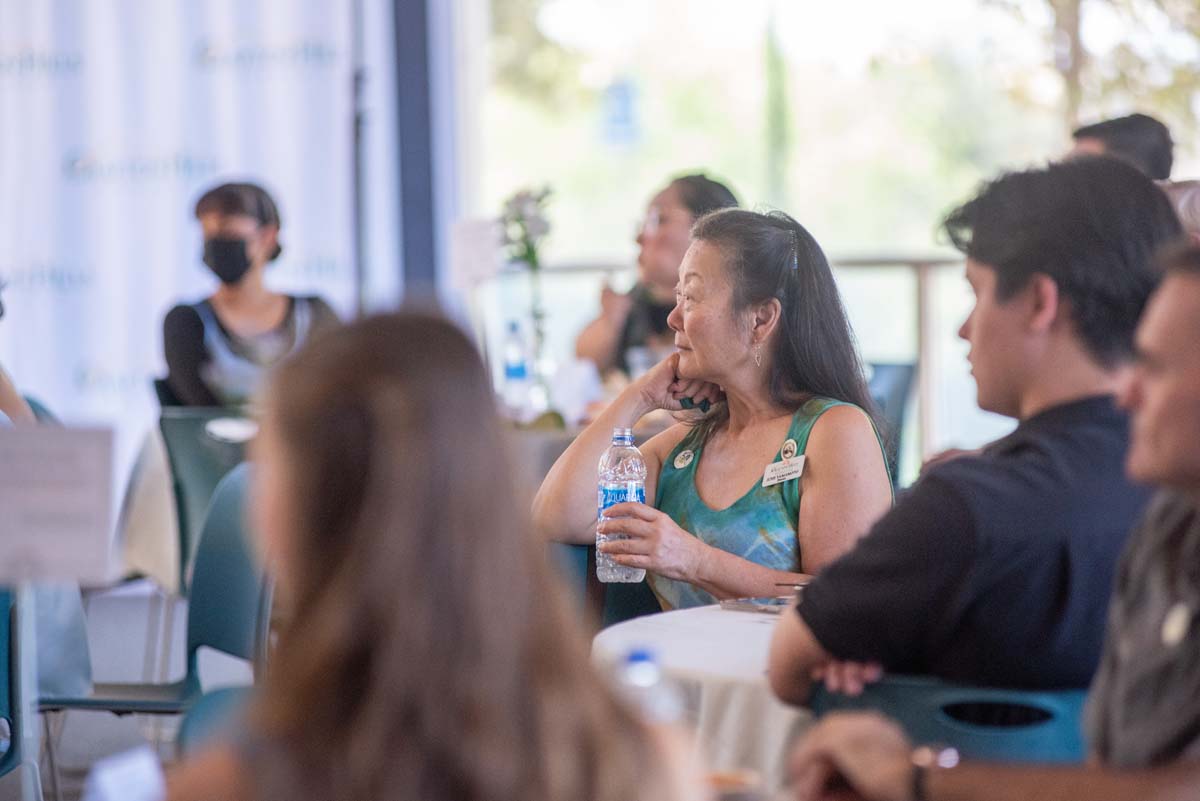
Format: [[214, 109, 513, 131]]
[[166, 311, 702, 801]]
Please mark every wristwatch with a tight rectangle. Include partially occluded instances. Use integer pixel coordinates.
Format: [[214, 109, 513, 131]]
[[910, 745, 959, 801]]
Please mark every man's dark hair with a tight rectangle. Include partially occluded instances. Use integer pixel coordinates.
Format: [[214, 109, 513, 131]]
[[1073, 113, 1173, 180], [669, 173, 739, 219], [194, 181, 283, 260], [942, 157, 1182, 367]]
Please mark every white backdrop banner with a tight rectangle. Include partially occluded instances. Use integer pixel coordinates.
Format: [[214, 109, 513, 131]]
[[0, 0, 384, 489]]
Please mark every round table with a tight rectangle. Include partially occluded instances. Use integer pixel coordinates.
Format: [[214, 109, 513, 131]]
[[593, 604, 809, 791]]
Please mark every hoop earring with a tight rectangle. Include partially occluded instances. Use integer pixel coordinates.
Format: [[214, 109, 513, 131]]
[[754, 345, 762, 368]]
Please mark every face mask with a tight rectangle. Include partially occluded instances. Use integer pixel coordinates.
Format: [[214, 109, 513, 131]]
[[203, 237, 253, 285]]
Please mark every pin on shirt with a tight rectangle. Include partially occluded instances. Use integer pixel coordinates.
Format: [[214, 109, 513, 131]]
[[674, 449, 695, 469], [1162, 601, 1192, 647]]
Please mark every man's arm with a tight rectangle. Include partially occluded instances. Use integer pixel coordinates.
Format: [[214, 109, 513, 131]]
[[768, 604, 832, 704], [929, 762, 1200, 801], [769, 473, 979, 706]]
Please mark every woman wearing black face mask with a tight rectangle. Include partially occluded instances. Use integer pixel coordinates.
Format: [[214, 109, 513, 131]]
[[162, 182, 339, 407]]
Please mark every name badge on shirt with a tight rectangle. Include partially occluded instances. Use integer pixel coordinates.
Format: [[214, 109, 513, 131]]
[[763, 456, 805, 488]]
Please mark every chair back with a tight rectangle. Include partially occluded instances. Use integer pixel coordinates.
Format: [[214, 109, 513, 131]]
[[548, 542, 663, 627], [186, 464, 267, 676], [177, 686, 253, 758], [0, 590, 44, 789], [549, 541, 591, 610], [21, 396, 59, 425], [866, 362, 916, 485], [602, 579, 662, 627], [159, 408, 249, 590], [0, 591, 14, 778], [809, 675, 1087, 763], [153, 378, 183, 408]]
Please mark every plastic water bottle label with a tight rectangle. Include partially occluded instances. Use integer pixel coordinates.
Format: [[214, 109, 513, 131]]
[[598, 482, 645, 514], [504, 361, 528, 380]]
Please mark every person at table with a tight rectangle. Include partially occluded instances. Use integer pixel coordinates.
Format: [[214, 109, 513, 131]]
[[767, 156, 1182, 703], [786, 244, 1200, 800], [166, 312, 705, 801], [535, 208, 893, 609], [0, 365, 32, 425], [1068, 112, 1173, 180], [162, 181, 339, 407], [0, 286, 35, 425], [575, 173, 738, 376]]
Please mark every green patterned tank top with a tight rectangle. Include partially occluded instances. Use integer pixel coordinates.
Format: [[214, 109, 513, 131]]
[[650, 398, 869, 610]]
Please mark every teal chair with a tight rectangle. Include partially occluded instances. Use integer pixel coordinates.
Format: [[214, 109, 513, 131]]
[[40, 464, 269, 719], [809, 675, 1087, 763], [549, 541, 595, 613], [159, 408, 250, 591], [0, 590, 46, 799], [177, 686, 253, 757], [548, 542, 662, 627], [0, 591, 14, 778], [866, 362, 916, 488]]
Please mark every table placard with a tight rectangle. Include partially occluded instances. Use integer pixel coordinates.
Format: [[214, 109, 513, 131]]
[[0, 427, 115, 584]]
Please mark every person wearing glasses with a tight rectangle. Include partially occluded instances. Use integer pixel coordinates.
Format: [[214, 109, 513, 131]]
[[575, 174, 738, 377]]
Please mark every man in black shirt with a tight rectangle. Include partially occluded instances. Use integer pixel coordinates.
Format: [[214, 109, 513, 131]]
[[783, 246, 1200, 801], [768, 157, 1183, 702]]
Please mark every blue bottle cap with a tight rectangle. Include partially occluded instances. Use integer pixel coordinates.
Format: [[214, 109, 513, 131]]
[[626, 647, 656, 664]]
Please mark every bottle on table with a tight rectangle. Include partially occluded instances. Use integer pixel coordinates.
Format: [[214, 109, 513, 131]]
[[501, 320, 532, 421], [597, 426, 648, 583], [613, 648, 684, 724]]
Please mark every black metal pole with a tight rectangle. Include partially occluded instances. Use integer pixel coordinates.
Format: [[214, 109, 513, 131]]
[[351, 0, 368, 317], [392, 0, 439, 300]]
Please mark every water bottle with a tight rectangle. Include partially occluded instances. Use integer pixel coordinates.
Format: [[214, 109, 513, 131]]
[[613, 648, 684, 724], [502, 321, 531, 420], [597, 427, 647, 583]]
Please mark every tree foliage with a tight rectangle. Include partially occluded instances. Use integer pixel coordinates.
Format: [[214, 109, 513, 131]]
[[989, 0, 1200, 140], [490, 0, 585, 108]]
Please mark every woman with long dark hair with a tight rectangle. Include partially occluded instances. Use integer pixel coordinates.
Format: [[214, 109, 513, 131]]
[[166, 312, 702, 801], [536, 209, 892, 609]]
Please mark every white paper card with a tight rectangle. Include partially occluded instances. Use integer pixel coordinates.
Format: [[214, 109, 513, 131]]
[[0, 427, 115, 584], [82, 746, 165, 801], [762, 455, 805, 488], [449, 218, 503, 290]]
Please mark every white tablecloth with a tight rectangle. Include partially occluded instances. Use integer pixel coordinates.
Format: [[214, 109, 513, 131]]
[[593, 605, 809, 791], [118, 427, 180, 593]]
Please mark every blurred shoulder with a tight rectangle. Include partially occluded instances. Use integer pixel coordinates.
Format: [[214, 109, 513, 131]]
[[806, 403, 878, 451], [294, 294, 340, 328], [163, 303, 206, 339]]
